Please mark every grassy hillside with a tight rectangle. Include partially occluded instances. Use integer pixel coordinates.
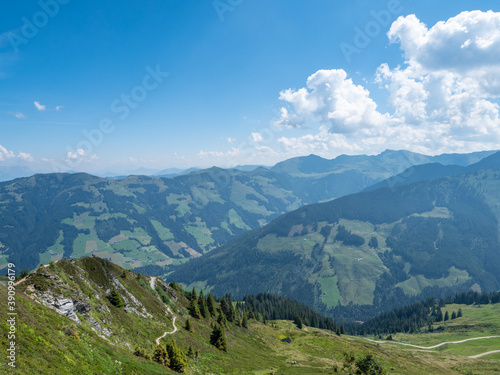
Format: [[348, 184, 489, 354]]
[[172, 168, 500, 320], [1, 257, 498, 374]]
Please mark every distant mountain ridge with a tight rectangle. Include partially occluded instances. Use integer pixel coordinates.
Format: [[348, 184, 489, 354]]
[[0, 150, 496, 275], [171, 155, 500, 320]]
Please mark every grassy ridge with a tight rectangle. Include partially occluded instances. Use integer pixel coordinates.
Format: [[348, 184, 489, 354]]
[[1, 257, 499, 374]]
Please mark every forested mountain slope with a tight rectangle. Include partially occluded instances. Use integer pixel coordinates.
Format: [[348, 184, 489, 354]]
[[2, 150, 491, 272], [171, 167, 500, 320]]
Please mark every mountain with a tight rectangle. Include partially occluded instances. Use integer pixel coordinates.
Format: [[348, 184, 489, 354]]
[[2, 256, 496, 374], [365, 151, 500, 192], [0, 150, 494, 274], [171, 167, 500, 321], [364, 163, 467, 192]]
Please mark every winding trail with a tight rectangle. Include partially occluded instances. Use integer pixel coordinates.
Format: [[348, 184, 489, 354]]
[[468, 350, 500, 359], [152, 277, 178, 346], [366, 335, 500, 350], [149, 276, 156, 290]]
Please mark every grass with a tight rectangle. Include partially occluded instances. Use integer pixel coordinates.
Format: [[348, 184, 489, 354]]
[[360, 303, 500, 374], [396, 267, 471, 296], [150, 219, 174, 241], [317, 276, 340, 308], [5, 257, 499, 374]]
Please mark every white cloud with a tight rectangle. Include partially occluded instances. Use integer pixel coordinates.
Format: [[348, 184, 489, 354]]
[[66, 148, 86, 160], [34, 101, 46, 111], [17, 152, 34, 162], [8, 111, 26, 119], [275, 69, 397, 134], [0, 145, 15, 161], [227, 137, 235, 143], [377, 11, 500, 148], [251, 132, 263, 143], [0, 145, 36, 163], [272, 11, 500, 158], [55, 105, 64, 111]]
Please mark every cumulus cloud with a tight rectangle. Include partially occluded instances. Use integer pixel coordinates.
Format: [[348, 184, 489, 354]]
[[0, 145, 15, 161], [34, 101, 46, 111], [66, 148, 86, 160], [251, 132, 263, 143], [0, 145, 36, 162], [17, 152, 34, 162], [273, 11, 500, 157], [377, 11, 500, 148], [275, 69, 397, 134], [389, 11, 500, 78]]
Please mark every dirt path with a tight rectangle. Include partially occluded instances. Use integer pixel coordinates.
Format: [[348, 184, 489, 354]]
[[468, 350, 500, 359], [149, 276, 156, 290], [14, 261, 56, 286], [366, 335, 500, 350], [155, 306, 178, 345]]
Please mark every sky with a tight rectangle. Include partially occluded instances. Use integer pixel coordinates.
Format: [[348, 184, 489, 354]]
[[1, 0, 500, 175]]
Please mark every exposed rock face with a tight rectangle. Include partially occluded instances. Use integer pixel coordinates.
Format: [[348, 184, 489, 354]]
[[74, 299, 91, 315], [54, 298, 79, 321], [36, 294, 80, 322]]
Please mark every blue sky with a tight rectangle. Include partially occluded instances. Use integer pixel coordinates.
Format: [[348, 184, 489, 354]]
[[1, 0, 500, 174]]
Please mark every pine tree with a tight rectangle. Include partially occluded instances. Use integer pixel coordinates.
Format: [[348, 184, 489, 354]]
[[444, 311, 449, 321], [217, 307, 227, 326], [294, 316, 303, 329], [185, 318, 193, 332], [210, 324, 228, 352], [451, 311, 457, 319], [107, 289, 124, 308], [436, 307, 443, 322], [166, 340, 188, 373], [242, 315, 248, 328], [187, 345, 194, 358], [340, 323, 345, 335], [457, 308, 462, 318], [220, 297, 234, 322], [189, 298, 201, 319], [207, 293, 216, 317], [198, 290, 209, 318], [190, 287, 198, 301], [153, 345, 170, 366]]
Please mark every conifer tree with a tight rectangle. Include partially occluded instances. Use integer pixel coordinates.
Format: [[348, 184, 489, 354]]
[[242, 315, 248, 328], [457, 308, 463, 318], [451, 311, 457, 320], [207, 293, 216, 317], [166, 340, 188, 373], [198, 290, 209, 318], [187, 345, 194, 358], [153, 345, 170, 366], [444, 311, 449, 321], [294, 316, 303, 329], [185, 318, 193, 332], [340, 323, 345, 335], [190, 287, 198, 301], [189, 298, 201, 319], [107, 289, 124, 308], [217, 307, 227, 326], [210, 324, 228, 352]]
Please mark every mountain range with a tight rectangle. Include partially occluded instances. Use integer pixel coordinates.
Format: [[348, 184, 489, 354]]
[[3, 149, 493, 274], [171, 152, 500, 320]]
